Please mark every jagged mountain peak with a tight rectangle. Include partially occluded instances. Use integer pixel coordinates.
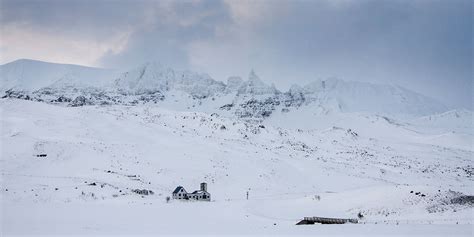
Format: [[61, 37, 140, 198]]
[[247, 70, 275, 89], [114, 62, 225, 98], [248, 69, 260, 82], [114, 62, 175, 92], [0, 59, 451, 117], [236, 70, 279, 96]]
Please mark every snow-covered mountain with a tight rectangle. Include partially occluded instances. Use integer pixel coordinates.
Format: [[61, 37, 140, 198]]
[[1, 59, 472, 235], [114, 62, 226, 98], [297, 78, 447, 116], [0, 59, 117, 91], [2, 59, 468, 147], [1, 59, 448, 119]]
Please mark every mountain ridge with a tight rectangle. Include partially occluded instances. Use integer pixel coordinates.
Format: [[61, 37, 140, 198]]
[[1, 59, 449, 118]]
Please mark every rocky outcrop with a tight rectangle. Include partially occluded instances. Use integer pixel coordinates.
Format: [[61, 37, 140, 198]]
[[70, 96, 87, 107]]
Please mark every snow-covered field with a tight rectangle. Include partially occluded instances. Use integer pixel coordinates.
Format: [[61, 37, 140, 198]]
[[1, 99, 472, 236]]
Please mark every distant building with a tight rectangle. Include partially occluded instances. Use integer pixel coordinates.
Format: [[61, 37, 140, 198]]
[[172, 182, 211, 201], [172, 186, 188, 200]]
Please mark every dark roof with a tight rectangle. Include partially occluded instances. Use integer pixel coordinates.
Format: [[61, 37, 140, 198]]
[[191, 190, 209, 194], [172, 186, 184, 194]]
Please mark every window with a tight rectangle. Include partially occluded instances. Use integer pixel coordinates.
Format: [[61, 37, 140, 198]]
[[179, 193, 181, 197]]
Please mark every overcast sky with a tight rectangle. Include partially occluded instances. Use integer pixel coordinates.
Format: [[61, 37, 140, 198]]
[[1, 0, 472, 109]]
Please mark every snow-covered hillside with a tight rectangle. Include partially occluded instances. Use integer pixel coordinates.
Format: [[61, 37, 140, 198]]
[[410, 109, 473, 135], [1, 59, 472, 235], [1, 99, 473, 235], [0, 59, 118, 91]]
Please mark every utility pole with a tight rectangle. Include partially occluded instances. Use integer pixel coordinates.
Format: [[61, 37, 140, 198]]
[[246, 191, 249, 200]]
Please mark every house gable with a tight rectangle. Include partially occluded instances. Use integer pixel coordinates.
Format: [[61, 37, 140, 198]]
[[172, 186, 185, 194]]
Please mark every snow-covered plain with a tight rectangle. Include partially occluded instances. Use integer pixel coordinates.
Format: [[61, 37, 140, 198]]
[[1, 60, 473, 236], [1, 99, 472, 236]]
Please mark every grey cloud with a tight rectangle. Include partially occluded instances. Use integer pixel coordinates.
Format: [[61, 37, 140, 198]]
[[198, 0, 472, 109], [99, 0, 232, 69], [1, 0, 146, 39]]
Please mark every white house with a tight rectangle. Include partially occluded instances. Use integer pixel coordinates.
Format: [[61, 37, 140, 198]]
[[172, 182, 211, 201], [172, 186, 188, 200]]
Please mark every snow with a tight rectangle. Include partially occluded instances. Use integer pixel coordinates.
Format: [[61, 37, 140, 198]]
[[301, 78, 448, 116], [1, 59, 449, 117], [1, 99, 472, 236], [113, 62, 226, 98], [410, 109, 473, 135], [0, 59, 117, 92], [2, 202, 472, 236], [0, 59, 472, 236], [237, 70, 278, 96]]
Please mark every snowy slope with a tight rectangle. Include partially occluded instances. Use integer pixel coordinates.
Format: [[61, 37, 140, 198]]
[[0, 59, 117, 92], [300, 78, 447, 116], [1, 59, 471, 235], [1, 99, 472, 235], [410, 109, 473, 135]]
